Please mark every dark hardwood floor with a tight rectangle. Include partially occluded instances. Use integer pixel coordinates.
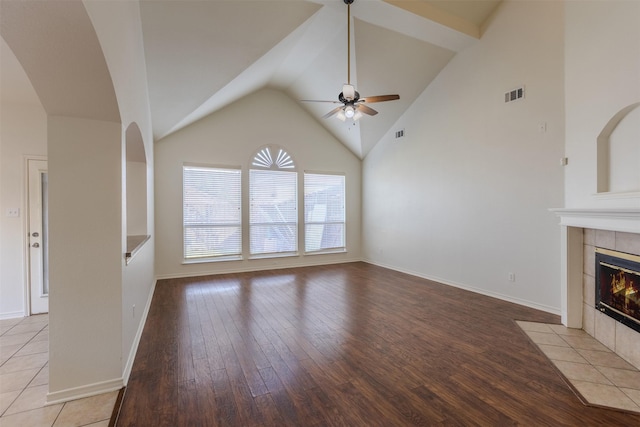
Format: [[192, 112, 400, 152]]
[[116, 262, 639, 426]]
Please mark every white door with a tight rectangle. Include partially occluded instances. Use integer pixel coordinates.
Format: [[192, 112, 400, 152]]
[[28, 159, 48, 314]]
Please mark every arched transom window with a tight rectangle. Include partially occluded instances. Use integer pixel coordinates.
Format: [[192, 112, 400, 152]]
[[252, 146, 295, 170]]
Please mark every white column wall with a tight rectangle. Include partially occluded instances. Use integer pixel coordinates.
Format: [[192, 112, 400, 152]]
[[47, 116, 123, 401], [83, 0, 156, 385]]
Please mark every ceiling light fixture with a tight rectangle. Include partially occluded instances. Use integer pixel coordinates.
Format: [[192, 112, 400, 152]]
[[300, 0, 400, 121]]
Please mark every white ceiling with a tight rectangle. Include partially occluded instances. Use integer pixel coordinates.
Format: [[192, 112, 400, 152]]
[[1, 0, 502, 159]]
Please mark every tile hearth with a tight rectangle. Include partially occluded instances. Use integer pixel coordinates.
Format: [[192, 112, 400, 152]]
[[518, 320, 640, 414]]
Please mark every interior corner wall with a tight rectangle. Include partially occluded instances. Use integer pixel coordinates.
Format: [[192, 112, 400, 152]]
[[362, 0, 565, 313], [564, 0, 640, 209], [47, 115, 123, 398], [154, 88, 362, 279]]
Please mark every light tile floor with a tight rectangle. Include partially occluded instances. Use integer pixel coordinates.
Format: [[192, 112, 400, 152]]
[[517, 320, 640, 414], [0, 315, 118, 426]]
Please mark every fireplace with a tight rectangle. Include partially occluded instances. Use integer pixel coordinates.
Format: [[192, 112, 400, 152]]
[[596, 247, 640, 333]]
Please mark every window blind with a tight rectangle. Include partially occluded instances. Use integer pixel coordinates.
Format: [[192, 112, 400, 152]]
[[183, 166, 241, 259], [304, 173, 345, 252], [249, 169, 297, 255]]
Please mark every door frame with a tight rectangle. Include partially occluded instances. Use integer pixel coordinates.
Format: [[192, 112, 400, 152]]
[[23, 155, 48, 316]]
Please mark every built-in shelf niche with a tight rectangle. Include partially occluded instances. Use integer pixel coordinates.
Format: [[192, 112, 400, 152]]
[[125, 122, 149, 263], [596, 102, 640, 195]]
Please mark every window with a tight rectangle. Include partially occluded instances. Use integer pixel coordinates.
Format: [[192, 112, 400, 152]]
[[304, 173, 345, 253], [183, 165, 241, 260], [250, 146, 297, 256], [182, 148, 346, 262]]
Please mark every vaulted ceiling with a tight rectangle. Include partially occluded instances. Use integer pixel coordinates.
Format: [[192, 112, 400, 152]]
[[141, 0, 501, 158], [1, 0, 502, 159]]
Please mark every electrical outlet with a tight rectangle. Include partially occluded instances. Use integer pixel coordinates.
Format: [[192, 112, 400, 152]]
[[6, 208, 19, 217], [508, 273, 516, 282], [132, 304, 136, 318]]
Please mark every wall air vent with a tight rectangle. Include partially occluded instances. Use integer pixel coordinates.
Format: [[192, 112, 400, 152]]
[[395, 129, 405, 139], [505, 86, 525, 103]]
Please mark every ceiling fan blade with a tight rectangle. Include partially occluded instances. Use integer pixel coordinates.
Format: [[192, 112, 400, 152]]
[[360, 94, 400, 103], [357, 104, 378, 116], [322, 106, 345, 119], [301, 99, 341, 103]]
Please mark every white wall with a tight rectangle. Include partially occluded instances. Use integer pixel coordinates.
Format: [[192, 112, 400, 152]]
[[362, 0, 565, 313], [155, 88, 361, 278], [0, 38, 47, 318], [564, 0, 640, 208]]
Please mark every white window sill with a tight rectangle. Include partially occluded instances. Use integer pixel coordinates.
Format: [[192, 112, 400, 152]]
[[182, 255, 243, 265], [248, 252, 299, 261], [304, 248, 347, 256]]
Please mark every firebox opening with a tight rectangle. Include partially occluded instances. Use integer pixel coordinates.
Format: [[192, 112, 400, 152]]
[[595, 247, 640, 334]]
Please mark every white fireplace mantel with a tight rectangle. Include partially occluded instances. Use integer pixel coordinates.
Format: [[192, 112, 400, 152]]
[[549, 208, 640, 328], [549, 208, 640, 234]]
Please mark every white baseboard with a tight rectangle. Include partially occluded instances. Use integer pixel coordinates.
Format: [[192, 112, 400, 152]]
[[46, 377, 123, 405], [122, 279, 157, 385], [363, 259, 561, 316], [0, 311, 25, 320]]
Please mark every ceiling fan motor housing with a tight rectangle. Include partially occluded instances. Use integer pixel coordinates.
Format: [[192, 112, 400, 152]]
[[339, 84, 359, 103]]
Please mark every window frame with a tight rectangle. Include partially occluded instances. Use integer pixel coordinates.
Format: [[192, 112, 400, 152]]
[[303, 171, 346, 255], [248, 146, 299, 259], [179, 148, 349, 264], [182, 163, 243, 263]]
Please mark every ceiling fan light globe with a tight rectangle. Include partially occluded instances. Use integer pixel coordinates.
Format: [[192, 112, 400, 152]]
[[344, 105, 355, 118], [336, 110, 347, 121], [353, 110, 363, 121]]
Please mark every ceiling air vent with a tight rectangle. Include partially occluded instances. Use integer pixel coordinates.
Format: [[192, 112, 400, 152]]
[[505, 86, 525, 103], [395, 128, 405, 139]]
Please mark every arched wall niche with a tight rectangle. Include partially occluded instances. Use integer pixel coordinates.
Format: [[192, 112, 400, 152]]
[[597, 102, 640, 194], [125, 122, 149, 262]]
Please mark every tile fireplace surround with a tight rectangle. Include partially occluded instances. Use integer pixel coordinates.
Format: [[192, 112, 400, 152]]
[[551, 208, 640, 370]]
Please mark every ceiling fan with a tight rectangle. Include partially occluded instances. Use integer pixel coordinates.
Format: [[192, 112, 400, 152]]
[[302, 0, 400, 122]]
